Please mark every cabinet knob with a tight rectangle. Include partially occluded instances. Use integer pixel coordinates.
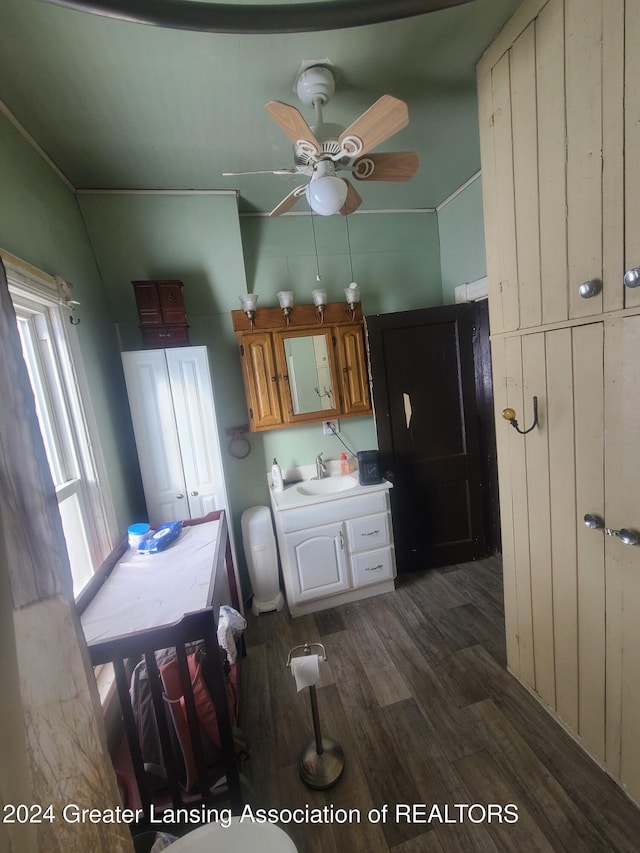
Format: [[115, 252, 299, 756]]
[[578, 279, 601, 299], [624, 268, 640, 288], [190, 490, 198, 496], [176, 493, 184, 499], [605, 527, 639, 546]]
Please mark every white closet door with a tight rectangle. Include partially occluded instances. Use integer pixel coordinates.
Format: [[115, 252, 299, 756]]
[[121, 350, 189, 524], [165, 347, 226, 520]]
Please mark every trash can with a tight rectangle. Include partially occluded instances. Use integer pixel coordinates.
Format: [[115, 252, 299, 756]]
[[241, 506, 284, 616]]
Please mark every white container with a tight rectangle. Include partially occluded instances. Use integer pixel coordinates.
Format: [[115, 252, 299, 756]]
[[128, 522, 150, 550], [271, 458, 284, 492], [241, 506, 284, 616]]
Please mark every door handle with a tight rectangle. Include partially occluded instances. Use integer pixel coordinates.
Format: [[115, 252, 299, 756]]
[[605, 527, 639, 546], [584, 514, 638, 545], [623, 267, 640, 288]]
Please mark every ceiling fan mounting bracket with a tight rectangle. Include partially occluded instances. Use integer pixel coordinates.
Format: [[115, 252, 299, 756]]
[[295, 64, 336, 108]]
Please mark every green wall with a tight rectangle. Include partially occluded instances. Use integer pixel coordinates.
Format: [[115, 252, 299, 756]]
[[0, 112, 139, 535], [0, 120, 446, 599], [437, 175, 487, 304], [77, 196, 442, 593], [240, 211, 443, 469]]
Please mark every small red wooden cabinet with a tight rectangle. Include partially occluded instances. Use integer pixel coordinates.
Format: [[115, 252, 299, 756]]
[[132, 279, 190, 348]]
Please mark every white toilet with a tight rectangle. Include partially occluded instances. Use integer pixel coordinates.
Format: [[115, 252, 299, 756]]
[[165, 818, 298, 851]]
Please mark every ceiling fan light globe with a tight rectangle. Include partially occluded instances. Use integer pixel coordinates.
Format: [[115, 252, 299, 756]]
[[306, 176, 348, 216]]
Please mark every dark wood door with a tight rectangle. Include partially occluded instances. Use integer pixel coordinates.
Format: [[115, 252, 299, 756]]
[[366, 303, 487, 571]]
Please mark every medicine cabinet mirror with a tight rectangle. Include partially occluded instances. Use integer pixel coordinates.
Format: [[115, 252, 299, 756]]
[[231, 303, 371, 432]]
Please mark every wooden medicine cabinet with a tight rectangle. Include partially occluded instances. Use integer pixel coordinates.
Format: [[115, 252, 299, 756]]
[[231, 302, 371, 432]]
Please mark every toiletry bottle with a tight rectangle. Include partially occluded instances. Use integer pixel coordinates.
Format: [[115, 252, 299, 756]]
[[271, 458, 284, 492], [340, 452, 350, 475]]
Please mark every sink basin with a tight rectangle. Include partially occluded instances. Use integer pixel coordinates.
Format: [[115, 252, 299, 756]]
[[296, 476, 358, 496]]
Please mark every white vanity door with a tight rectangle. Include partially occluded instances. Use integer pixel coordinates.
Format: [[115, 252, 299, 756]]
[[284, 522, 350, 604], [122, 349, 189, 523], [165, 347, 225, 519]]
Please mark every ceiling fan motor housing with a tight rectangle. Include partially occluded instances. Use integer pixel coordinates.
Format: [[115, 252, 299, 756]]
[[296, 65, 336, 106]]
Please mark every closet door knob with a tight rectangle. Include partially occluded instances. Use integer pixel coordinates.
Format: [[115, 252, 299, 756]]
[[624, 268, 640, 288], [584, 513, 602, 529], [578, 280, 601, 299], [605, 527, 639, 546]]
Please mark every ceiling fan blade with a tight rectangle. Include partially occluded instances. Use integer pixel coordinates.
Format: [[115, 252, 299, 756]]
[[223, 168, 299, 176], [352, 152, 419, 182], [339, 95, 409, 158], [340, 180, 363, 216], [265, 101, 320, 153], [269, 185, 307, 217]]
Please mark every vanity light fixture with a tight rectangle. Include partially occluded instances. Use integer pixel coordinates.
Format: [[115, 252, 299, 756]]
[[311, 288, 327, 324], [344, 282, 361, 320], [277, 290, 295, 326], [239, 293, 258, 330]]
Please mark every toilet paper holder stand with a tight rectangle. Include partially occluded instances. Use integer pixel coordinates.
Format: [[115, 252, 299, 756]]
[[286, 642, 344, 790]]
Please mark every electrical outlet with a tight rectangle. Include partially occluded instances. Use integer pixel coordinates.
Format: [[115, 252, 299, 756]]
[[323, 420, 339, 435]]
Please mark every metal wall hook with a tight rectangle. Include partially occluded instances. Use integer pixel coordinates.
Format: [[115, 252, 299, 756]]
[[502, 396, 538, 435]]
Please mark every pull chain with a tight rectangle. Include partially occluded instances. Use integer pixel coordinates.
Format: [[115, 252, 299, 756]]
[[345, 213, 355, 282], [310, 210, 321, 281]]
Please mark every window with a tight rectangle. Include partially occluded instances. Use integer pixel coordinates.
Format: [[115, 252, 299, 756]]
[[5, 253, 117, 596]]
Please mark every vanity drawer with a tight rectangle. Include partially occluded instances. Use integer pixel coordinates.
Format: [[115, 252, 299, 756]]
[[278, 490, 389, 533], [351, 546, 395, 588], [346, 512, 389, 553]]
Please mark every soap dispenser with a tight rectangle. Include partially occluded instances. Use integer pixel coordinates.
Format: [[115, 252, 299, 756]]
[[271, 458, 284, 492]]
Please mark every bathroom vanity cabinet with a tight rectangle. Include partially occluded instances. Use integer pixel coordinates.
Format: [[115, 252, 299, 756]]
[[270, 478, 396, 616]]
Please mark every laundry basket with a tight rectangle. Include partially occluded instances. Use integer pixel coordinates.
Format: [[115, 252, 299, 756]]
[[241, 506, 284, 616]]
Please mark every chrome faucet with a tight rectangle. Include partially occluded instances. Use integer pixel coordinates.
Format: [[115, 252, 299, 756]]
[[314, 452, 328, 480]]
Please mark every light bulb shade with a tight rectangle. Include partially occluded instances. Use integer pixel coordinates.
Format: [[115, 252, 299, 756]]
[[311, 288, 327, 307], [277, 290, 295, 309], [344, 282, 361, 305], [239, 293, 258, 313], [305, 176, 348, 216]]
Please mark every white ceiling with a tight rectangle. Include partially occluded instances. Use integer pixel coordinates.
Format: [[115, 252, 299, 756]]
[[0, 0, 521, 214]]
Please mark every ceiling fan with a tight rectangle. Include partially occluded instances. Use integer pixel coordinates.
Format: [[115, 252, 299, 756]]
[[224, 64, 419, 217]]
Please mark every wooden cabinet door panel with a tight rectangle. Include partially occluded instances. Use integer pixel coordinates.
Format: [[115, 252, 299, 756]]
[[604, 315, 640, 797], [335, 324, 370, 416], [240, 333, 282, 431]]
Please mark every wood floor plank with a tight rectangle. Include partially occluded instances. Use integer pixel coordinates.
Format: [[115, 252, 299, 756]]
[[452, 747, 556, 851], [343, 601, 413, 707], [237, 556, 640, 852], [457, 644, 640, 850], [464, 698, 615, 851]]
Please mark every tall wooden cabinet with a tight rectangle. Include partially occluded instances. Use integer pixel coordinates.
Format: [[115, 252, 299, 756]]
[[121, 346, 228, 527], [479, 0, 640, 802]]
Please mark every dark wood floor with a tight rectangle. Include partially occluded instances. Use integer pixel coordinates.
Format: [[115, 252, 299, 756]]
[[238, 557, 640, 852]]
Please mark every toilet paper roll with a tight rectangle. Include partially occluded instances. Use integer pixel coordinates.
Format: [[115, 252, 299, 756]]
[[290, 654, 321, 692]]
